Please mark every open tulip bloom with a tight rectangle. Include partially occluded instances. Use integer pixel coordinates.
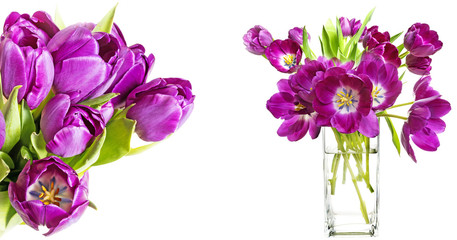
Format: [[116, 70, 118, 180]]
[[0, 5, 194, 237], [244, 9, 450, 225]]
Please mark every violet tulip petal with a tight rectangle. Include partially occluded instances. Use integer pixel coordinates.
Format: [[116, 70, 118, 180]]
[[1, 40, 27, 101], [411, 128, 440, 151], [401, 123, 417, 162], [25, 49, 54, 109], [358, 110, 379, 137], [331, 112, 360, 134], [53, 56, 110, 103], [127, 94, 183, 142], [427, 98, 451, 118], [267, 92, 295, 119], [47, 25, 98, 62], [0, 111, 5, 149], [40, 94, 70, 142], [46, 126, 92, 157], [44, 201, 89, 236]]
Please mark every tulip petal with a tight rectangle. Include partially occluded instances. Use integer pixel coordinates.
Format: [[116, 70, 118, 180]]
[[127, 94, 182, 142], [1, 40, 27, 101], [358, 110, 379, 138], [40, 94, 70, 142], [53, 56, 110, 103], [401, 123, 417, 162], [46, 126, 92, 157]]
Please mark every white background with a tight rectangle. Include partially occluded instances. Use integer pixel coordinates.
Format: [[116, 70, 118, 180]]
[[2, 0, 456, 239]]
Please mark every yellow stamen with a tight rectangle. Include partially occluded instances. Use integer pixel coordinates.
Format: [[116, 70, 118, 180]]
[[38, 183, 61, 207], [283, 54, 295, 66]]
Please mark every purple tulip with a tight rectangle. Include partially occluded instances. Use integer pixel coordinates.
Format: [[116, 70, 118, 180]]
[[0, 11, 58, 109], [313, 68, 378, 136], [126, 78, 195, 142], [356, 53, 402, 111], [339, 17, 366, 39], [99, 43, 155, 108], [288, 27, 311, 45], [40, 94, 106, 157], [8, 156, 89, 236], [0, 111, 5, 149], [265, 39, 302, 73], [404, 23, 443, 57], [413, 75, 439, 100], [406, 54, 432, 75], [47, 24, 112, 103], [266, 61, 323, 141], [401, 95, 451, 162], [362, 26, 400, 67], [243, 25, 273, 55]]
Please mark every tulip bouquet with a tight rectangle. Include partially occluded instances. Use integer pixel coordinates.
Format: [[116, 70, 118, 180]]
[[243, 9, 451, 232], [0, 5, 194, 237]]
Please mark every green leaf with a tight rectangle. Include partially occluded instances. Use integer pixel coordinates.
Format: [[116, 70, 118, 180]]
[[20, 101, 36, 147], [301, 26, 315, 60], [344, 8, 375, 56], [397, 43, 404, 54], [88, 200, 98, 210], [0, 191, 21, 237], [390, 31, 403, 43], [0, 160, 9, 183], [384, 116, 401, 155], [30, 131, 48, 159], [32, 90, 54, 119], [78, 93, 119, 109], [94, 117, 136, 166], [348, 42, 359, 62], [398, 70, 406, 81], [323, 19, 338, 57], [54, 6, 66, 29], [1, 86, 22, 153], [111, 104, 135, 120], [92, 3, 118, 34], [127, 142, 160, 156], [336, 17, 345, 51], [0, 152, 13, 169], [321, 27, 332, 58], [69, 130, 107, 174]]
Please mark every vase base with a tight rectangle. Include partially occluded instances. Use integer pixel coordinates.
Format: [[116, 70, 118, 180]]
[[325, 222, 378, 237]]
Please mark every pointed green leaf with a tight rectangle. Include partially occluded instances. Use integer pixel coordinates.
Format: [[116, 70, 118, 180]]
[[78, 93, 119, 109], [324, 19, 338, 57], [0, 152, 13, 169], [128, 141, 160, 156], [384, 116, 401, 155], [344, 8, 375, 55], [397, 43, 404, 54], [69, 130, 106, 174], [302, 26, 315, 60], [88, 200, 98, 210], [30, 131, 48, 159], [399, 70, 406, 81], [94, 117, 136, 166], [319, 36, 325, 57], [111, 103, 135, 120], [92, 3, 118, 34], [32, 90, 54, 120], [0, 191, 21, 237], [20, 101, 36, 147], [54, 6, 65, 29], [1, 86, 22, 153], [321, 27, 332, 58], [0, 160, 9, 183], [336, 17, 345, 51], [390, 31, 403, 43]]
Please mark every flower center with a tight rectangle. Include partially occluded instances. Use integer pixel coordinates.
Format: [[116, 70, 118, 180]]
[[372, 85, 384, 105], [38, 180, 62, 207], [295, 103, 306, 111], [283, 54, 296, 68], [335, 88, 358, 112]]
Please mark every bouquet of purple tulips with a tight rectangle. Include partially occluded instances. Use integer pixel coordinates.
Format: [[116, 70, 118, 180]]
[[244, 9, 451, 232], [0, 6, 194, 237]]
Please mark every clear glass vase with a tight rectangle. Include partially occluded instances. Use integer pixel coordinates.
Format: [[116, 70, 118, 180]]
[[323, 127, 380, 237]]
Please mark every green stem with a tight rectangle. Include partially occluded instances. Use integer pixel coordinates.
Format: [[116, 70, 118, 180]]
[[330, 154, 340, 195], [387, 101, 414, 110], [399, 50, 410, 59], [376, 113, 408, 120], [342, 153, 370, 224]]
